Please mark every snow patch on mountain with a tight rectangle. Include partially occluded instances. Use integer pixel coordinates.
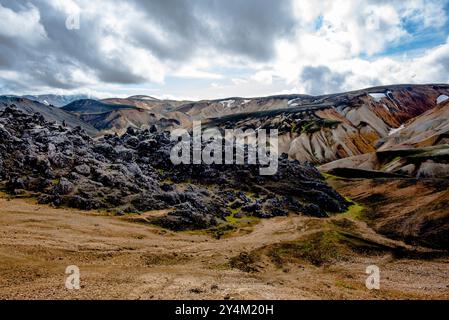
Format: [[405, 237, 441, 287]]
[[288, 98, 300, 106], [389, 124, 405, 136], [437, 95, 449, 104], [219, 99, 235, 108], [369, 93, 386, 102]]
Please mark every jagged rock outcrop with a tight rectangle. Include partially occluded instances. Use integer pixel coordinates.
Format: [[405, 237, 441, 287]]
[[0, 107, 350, 230]]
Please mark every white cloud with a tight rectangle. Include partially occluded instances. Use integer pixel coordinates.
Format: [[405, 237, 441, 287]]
[[231, 78, 248, 85], [401, 0, 448, 29], [47, 0, 80, 15], [173, 67, 224, 80], [0, 4, 47, 44], [259, 0, 449, 95], [0, 0, 448, 98], [251, 70, 274, 84]]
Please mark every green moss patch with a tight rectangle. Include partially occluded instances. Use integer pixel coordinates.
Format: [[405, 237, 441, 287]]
[[301, 119, 341, 134], [341, 201, 365, 220], [266, 231, 343, 267], [230, 221, 392, 271]]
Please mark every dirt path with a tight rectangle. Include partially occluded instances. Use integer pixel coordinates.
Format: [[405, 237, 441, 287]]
[[0, 196, 448, 299]]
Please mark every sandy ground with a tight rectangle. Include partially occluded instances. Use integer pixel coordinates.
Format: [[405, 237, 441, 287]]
[[0, 195, 448, 300]]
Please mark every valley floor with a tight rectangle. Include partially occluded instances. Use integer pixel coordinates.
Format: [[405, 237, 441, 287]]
[[0, 193, 448, 300]]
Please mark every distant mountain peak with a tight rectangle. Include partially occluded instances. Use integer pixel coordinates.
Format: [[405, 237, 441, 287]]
[[21, 94, 95, 107]]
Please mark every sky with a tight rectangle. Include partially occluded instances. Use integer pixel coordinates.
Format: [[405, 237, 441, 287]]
[[0, 0, 449, 100]]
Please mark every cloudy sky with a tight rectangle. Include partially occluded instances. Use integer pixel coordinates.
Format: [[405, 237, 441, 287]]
[[1, 0, 449, 100]]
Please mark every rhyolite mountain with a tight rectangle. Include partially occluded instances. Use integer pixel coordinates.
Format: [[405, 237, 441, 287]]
[[62, 97, 192, 134], [63, 84, 449, 165], [203, 84, 449, 164], [320, 93, 449, 178], [102, 95, 190, 112], [78, 108, 192, 135], [4, 84, 449, 167]]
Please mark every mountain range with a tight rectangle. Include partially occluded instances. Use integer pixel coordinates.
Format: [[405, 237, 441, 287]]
[[21, 94, 91, 107], [1, 84, 449, 247], [4, 84, 449, 175]]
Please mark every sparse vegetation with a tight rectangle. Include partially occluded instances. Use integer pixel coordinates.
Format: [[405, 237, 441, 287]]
[[290, 122, 297, 133], [341, 201, 365, 220], [229, 252, 260, 272], [266, 231, 343, 267], [301, 119, 341, 134]]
